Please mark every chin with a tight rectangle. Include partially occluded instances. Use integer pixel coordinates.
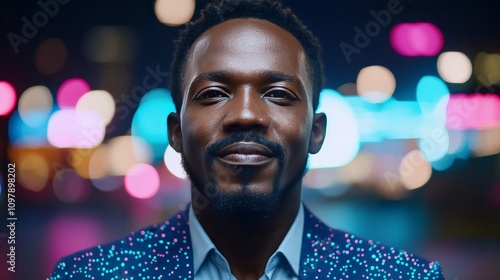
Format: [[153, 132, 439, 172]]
[[212, 187, 281, 228]]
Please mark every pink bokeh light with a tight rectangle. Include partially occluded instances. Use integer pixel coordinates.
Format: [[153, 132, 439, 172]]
[[0, 81, 16, 116], [390, 22, 444, 56], [124, 163, 160, 199], [56, 78, 91, 108], [446, 93, 500, 130], [47, 109, 105, 148]]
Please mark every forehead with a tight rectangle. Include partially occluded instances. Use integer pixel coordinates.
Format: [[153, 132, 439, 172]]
[[182, 18, 310, 90]]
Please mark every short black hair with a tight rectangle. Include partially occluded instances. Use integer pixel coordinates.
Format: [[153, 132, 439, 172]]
[[169, 0, 324, 112]]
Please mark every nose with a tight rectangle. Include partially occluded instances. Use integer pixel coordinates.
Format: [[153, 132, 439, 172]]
[[222, 87, 270, 132]]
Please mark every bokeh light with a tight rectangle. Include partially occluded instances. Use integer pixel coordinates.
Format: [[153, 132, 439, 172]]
[[336, 82, 357, 96], [131, 88, 176, 161], [34, 38, 68, 75], [471, 127, 500, 157], [9, 109, 49, 146], [416, 75, 450, 121], [447, 129, 466, 154], [124, 163, 160, 199], [18, 85, 53, 127], [474, 52, 500, 87], [69, 148, 95, 179], [446, 93, 500, 130], [56, 78, 91, 108], [339, 152, 375, 184], [437, 52, 472, 83], [399, 150, 432, 190], [303, 168, 340, 189], [108, 136, 153, 176], [309, 89, 360, 169], [154, 0, 196, 26], [47, 109, 105, 148], [18, 153, 49, 192], [0, 81, 16, 116], [163, 145, 187, 179], [390, 22, 444, 56], [88, 144, 110, 179], [356, 65, 396, 103], [418, 127, 449, 162], [88, 145, 124, 192], [75, 90, 116, 125], [82, 26, 137, 63]]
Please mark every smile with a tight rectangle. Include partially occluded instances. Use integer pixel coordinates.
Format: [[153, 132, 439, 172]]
[[216, 142, 276, 166]]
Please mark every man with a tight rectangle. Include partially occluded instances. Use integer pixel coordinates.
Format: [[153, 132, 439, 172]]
[[49, 0, 444, 279]]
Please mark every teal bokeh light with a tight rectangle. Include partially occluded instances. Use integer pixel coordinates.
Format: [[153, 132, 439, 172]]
[[131, 88, 176, 162], [9, 109, 51, 146]]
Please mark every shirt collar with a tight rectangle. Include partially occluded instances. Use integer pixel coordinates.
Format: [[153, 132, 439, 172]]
[[188, 204, 304, 277]]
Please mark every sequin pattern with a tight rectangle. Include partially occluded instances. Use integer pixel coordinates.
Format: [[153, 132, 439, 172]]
[[299, 209, 444, 279], [48, 206, 444, 279], [48, 211, 193, 279]]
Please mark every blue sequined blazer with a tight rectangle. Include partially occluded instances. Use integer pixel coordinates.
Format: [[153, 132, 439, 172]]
[[48, 205, 444, 279]]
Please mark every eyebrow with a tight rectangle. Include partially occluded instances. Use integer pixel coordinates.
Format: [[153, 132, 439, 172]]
[[188, 70, 307, 94]]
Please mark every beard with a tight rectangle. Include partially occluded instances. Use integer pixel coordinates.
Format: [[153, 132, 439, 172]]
[[182, 132, 307, 228]]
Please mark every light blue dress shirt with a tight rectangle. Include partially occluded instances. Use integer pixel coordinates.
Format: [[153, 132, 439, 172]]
[[189, 204, 304, 280]]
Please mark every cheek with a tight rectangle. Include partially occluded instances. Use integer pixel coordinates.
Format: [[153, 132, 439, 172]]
[[278, 117, 312, 157]]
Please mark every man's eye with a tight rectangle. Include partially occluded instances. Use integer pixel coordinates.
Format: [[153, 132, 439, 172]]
[[195, 89, 228, 100], [263, 89, 297, 100]]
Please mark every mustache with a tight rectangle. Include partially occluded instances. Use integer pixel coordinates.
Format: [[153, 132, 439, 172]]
[[206, 132, 285, 160]]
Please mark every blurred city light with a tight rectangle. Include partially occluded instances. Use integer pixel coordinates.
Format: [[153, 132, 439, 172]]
[[474, 52, 500, 87], [0, 81, 16, 116], [309, 89, 360, 169], [108, 136, 153, 176], [56, 78, 91, 108], [88, 144, 110, 179], [399, 150, 432, 190], [9, 109, 49, 146], [154, 0, 196, 26], [75, 90, 116, 125], [471, 127, 500, 157], [390, 22, 444, 56], [18, 153, 49, 192], [437, 52, 472, 84], [82, 26, 137, 63], [356, 65, 396, 103], [131, 88, 176, 162], [124, 163, 160, 199], [337, 82, 358, 96], [47, 109, 105, 148], [163, 145, 187, 179], [34, 38, 68, 75], [446, 93, 500, 130], [18, 85, 53, 127]]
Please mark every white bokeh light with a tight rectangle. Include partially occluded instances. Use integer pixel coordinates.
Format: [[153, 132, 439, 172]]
[[164, 145, 187, 179]]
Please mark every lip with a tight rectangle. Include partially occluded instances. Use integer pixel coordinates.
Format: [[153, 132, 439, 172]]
[[216, 142, 275, 166]]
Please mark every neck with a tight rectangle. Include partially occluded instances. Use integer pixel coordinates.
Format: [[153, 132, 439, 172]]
[[193, 185, 301, 279]]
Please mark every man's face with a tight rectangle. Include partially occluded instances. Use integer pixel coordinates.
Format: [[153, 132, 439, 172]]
[[168, 19, 326, 219]]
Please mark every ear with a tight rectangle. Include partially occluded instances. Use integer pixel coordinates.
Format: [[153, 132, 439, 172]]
[[309, 112, 326, 154], [167, 112, 183, 153]]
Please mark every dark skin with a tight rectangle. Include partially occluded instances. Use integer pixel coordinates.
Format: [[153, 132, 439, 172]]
[[168, 19, 327, 280]]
